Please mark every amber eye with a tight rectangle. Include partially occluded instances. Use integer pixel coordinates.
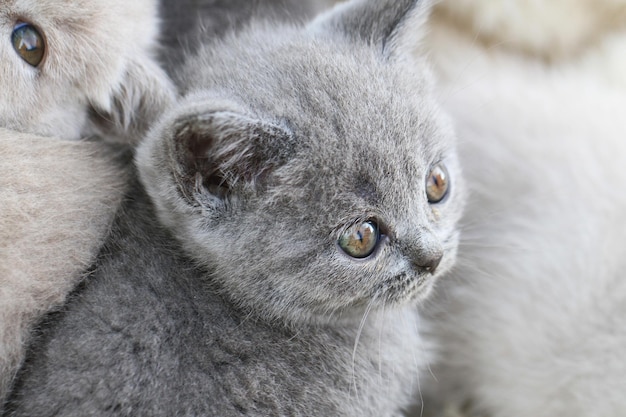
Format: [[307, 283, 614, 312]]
[[12, 22, 46, 67], [426, 163, 449, 203], [338, 220, 380, 259]]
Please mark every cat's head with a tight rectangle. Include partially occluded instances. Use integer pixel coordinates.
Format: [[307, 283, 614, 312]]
[[138, 0, 465, 325], [0, 0, 174, 141]]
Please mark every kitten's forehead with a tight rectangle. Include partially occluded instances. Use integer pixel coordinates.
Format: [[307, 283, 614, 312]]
[[176, 25, 456, 220], [184, 24, 451, 158]]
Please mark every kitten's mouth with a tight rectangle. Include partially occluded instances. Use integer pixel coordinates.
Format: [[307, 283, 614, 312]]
[[374, 271, 435, 304]]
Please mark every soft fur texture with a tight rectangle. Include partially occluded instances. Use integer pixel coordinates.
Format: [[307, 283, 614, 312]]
[[413, 11, 626, 417], [0, 0, 174, 410], [158, 0, 333, 73], [5, 0, 466, 415], [0, 0, 174, 141], [574, 27, 626, 89], [430, 0, 626, 91], [0, 130, 130, 408], [433, 0, 626, 60]]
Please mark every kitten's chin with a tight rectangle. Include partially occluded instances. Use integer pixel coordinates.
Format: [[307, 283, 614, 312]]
[[284, 275, 437, 326], [375, 271, 439, 306]]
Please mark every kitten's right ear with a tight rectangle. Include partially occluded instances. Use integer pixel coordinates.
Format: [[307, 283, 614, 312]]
[[309, 0, 432, 59], [139, 97, 295, 212]]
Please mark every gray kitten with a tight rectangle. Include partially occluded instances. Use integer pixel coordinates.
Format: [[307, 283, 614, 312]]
[[6, 0, 464, 415]]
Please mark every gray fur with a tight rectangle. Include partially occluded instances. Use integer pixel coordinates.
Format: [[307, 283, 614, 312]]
[[159, 0, 333, 73], [6, 0, 464, 415]]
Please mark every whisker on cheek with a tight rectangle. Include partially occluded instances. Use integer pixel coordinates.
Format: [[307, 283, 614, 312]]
[[351, 294, 377, 400]]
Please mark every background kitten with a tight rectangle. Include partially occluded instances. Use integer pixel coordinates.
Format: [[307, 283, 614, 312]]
[[432, 0, 626, 61], [0, 0, 174, 409], [0, 0, 173, 141], [6, 0, 465, 415], [413, 10, 626, 417]]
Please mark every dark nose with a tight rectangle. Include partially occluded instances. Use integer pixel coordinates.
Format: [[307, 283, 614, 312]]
[[405, 232, 444, 274], [414, 251, 443, 274]]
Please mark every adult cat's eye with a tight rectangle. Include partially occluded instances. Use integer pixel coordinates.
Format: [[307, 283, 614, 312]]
[[426, 163, 449, 203], [12, 22, 46, 67], [338, 220, 380, 259]]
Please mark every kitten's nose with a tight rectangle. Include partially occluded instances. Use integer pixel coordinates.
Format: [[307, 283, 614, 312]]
[[405, 230, 443, 274], [414, 251, 442, 274]]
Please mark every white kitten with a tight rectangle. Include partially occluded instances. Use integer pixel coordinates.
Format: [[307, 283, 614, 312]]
[[0, 0, 173, 141], [417, 17, 626, 417]]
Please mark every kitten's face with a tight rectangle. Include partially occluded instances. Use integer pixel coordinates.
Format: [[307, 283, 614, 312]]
[[139, 0, 465, 324], [0, 0, 172, 140]]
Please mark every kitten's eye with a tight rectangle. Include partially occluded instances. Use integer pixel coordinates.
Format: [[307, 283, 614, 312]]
[[338, 221, 380, 259], [12, 22, 45, 67], [426, 163, 449, 203]]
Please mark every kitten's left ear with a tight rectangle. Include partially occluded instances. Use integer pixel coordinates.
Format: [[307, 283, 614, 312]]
[[309, 0, 432, 59], [89, 57, 176, 144], [138, 96, 295, 219]]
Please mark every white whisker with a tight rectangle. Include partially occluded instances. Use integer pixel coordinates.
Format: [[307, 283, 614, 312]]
[[414, 319, 425, 417], [351, 295, 377, 400], [378, 298, 386, 383]]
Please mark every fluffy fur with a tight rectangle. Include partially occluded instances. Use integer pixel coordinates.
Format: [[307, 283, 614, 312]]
[[0, 130, 130, 408], [158, 0, 334, 72], [429, 0, 626, 90], [433, 0, 626, 60], [574, 28, 626, 89], [0, 0, 174, 141], [0, 0, 173, 410], [414, 14, 626, 417], [5, 0, 466, 415]]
